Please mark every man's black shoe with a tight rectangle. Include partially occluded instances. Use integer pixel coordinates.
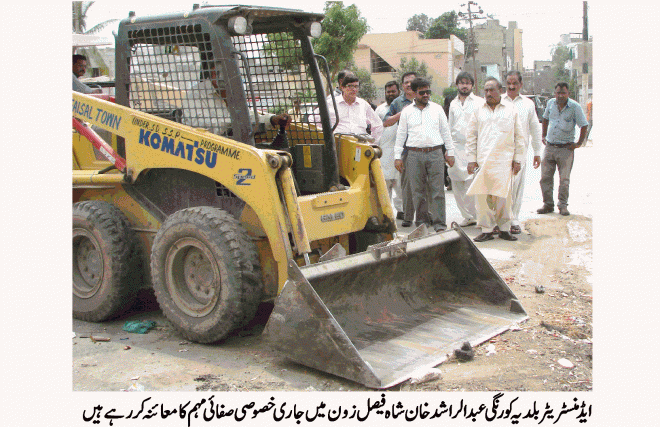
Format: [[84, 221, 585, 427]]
[[401, 221, 412, 227], [396, 211, 405, 220], [499, 231, 518, 241], [537, 205, 554, 214], [473, 232, 495, 242]]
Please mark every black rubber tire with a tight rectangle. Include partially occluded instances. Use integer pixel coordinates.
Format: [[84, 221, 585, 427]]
[[350, 230, 386, 253], [72, 200, 140, 321], [150, 207, 263, 343]]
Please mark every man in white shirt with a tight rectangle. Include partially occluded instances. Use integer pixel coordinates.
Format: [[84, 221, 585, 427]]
[[73, 54, 102, 94], [182, 62, 288, 136], [375, 80, 402, 213], [466, 77, 525, 242], [448, 71, 484, 228], [315, 72, 383, 141], [394, 77, 455, 232], [504, 71, 543, 235]]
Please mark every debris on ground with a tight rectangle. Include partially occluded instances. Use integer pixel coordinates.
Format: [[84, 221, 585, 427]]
[[486, 344, 497, 356], [557, 358, 575, 369], [122, 320, 157, 334], [409, 367, 443, 384], [121, 376, 145, 392], [454, 342, 475, 361]]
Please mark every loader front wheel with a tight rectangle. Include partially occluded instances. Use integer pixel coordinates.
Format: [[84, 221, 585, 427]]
[[73, 201, 139, 321], [150, 207, 263, 343]]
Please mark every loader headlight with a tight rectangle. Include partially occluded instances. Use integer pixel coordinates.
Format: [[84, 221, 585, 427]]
[[228, 16, 248, 35], [308, 22, 322, 38]]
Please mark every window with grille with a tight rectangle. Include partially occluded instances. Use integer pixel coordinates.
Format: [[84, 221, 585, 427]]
[[232, 31, 325, 145], [126, 25, 234, 135], [370, 49, 395, 73], [124, 26, 326, 146]]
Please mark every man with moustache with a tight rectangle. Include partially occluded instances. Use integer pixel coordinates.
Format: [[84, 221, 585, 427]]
[[466, 77, 525, 242], [73, 54, 102, 94], [503, 71, 543, 234], [448, 71, 484, 227], [375, 80, 402, 212], [394, 77, 455, 233], [537, 82, 589, 216]]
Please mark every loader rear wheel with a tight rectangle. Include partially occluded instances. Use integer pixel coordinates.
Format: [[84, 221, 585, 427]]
[[150, 207, 263, 343], [72, 201, 139, 321]]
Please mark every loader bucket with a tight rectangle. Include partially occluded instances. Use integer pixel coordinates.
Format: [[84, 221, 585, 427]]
[[264, 225, 527, 389]]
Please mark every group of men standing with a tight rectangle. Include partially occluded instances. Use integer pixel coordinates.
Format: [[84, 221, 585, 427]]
[[75, 53, 587, 239], [370, 70, 588, 242]]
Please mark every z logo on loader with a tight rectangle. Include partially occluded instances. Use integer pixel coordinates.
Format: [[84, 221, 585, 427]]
[[234, 168, 256, 185]]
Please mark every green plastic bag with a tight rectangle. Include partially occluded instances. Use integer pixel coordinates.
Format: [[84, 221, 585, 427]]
[[122, 320, 157, 334]]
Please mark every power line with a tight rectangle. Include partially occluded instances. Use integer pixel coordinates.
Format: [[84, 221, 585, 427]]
[[458, 2, 488, 93]]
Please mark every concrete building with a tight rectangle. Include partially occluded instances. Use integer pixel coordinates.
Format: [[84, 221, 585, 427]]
[[468, 19, 523, 88], [522, 61, 555, 96], [559, 34, 593, 108], [354, 31, 465, 103]]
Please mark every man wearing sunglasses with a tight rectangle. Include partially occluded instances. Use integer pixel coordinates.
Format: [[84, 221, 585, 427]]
[[394, 78, 455, 233]]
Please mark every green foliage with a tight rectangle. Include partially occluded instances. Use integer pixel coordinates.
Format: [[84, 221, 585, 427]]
[[550, 45, 579, 99], [551, 45, 572, 82], [312, 2, 369, 88], [263, 33, 303, 72], [393, 57, 431, 82], [72, 1, 117, 34], [355, 68, 377, 102], [406, 14, 434, 35], [293, 89, 317, 104], [443, 86, 458, 98], [425, 11, 467, 43], [430, 93, 444, 105]]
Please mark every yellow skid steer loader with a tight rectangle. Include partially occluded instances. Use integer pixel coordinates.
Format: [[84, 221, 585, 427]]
[[72, 5, 526, 388]]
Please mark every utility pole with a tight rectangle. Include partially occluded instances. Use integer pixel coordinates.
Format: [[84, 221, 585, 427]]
[[458, 2, 487, 94], [581, 1, 590, 108]]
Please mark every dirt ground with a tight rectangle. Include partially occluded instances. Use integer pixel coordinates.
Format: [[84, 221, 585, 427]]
[[72, 214, 592, 393]]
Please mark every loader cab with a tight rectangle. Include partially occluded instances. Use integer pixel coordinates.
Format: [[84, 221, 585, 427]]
[[115, 5, 338, 192]]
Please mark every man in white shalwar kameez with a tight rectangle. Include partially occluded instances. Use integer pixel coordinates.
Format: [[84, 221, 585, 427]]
[[503, 71, 543, 235], [466, 77, 525, 242], [448, 71, 484, 227], [375, 80, 402, 213]]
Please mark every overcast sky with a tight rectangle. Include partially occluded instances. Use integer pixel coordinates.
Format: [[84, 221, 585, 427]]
[[85, 0, 591, 69]]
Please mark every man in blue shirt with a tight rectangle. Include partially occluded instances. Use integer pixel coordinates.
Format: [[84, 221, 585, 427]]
[[537, 82, 588, 216]]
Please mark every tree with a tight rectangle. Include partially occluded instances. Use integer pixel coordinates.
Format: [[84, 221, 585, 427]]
[[263, 33, 303, 72], [393, 57, 431, 82], [551, 45, 572, 82], [355, 68, 377, 102], [72, 2, 117, 34], [406, 14, 434, 36], [550, 45, 578, 99], [312, 1, 369, 90], [425, 11, 467, 43]]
